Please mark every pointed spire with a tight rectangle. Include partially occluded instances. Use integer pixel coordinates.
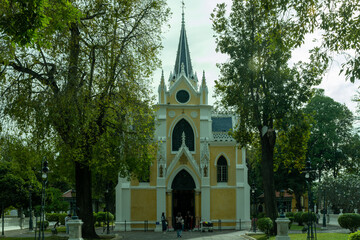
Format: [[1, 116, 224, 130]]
[[202, 70, 206, 86], [160, 69, 165, 85], [181, 131, 186, 146], [173, 0, 193, 79]]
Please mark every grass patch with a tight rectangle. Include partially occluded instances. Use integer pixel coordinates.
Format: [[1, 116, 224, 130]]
[[249, 232, 349, 240]]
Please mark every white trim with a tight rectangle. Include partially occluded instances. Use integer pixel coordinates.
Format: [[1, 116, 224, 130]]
[[166, 166, 200, 191], [167, 144, 200, 178], [213, 152, 231, 166], [168, 115, 199, 138]]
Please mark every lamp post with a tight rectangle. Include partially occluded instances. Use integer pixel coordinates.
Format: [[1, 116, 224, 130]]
[[304, 159, 317, 240], [251, 184, 257, 233], [71, 190, 78, 219], [37, 158, 49, 240], [322, 188, 327, 229], [29, 185, 33, 231], [105, 189, 110, 234], [279, 190, 285, 218]]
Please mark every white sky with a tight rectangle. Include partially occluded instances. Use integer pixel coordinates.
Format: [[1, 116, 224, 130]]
[[151, 0, 360, 115]]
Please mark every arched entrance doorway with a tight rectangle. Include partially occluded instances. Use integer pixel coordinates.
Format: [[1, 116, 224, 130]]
[[171, 169, 195, 230]]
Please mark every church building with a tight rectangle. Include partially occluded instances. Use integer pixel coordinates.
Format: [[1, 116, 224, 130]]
[[115, 8, 250, 231]]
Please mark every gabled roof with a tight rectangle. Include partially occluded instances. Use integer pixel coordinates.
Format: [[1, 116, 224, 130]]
[[172, 9, 193, 79]]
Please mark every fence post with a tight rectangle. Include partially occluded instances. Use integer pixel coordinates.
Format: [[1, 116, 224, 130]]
[[239, 219, 241, 230], [125, 220, 126, 232], [218, 219, 221, 231]]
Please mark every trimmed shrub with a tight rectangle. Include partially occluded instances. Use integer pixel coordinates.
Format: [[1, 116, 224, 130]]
[[46, 213, 59, 222], [301, 212, 317, 225], [349, 231, 360, 240], [338, 213, 360, 233], [58, 213, 67, 225], [257, 217, 273, 235], [257, 212, 266, 219], [294, 212, 304, 225], [36, 221, 49, 230], [285, 212, 294, 218]]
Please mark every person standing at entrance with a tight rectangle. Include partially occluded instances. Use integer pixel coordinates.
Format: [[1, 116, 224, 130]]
[[176, 212, 183, 238], [161, 212, 167, 233]]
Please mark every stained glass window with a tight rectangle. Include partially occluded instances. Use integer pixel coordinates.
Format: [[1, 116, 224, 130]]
[[172, 118, 194, 151]]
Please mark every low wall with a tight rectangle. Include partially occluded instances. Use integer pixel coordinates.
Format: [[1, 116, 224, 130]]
[[1, 216, 30, 231]]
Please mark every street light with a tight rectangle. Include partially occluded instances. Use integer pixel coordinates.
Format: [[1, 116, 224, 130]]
[[29, 185, 33, 231], [322, 188, 327, 229], [279, 190, 285, 218], [71, 190, 78, 219], [251, 184, 257, 233], [304, 159, 317, 240], [105, 189, 110, 234], [36, 158, 49, 240]]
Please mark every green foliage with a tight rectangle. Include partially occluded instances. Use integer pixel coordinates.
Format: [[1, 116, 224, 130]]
[[301, 212, 317, 225], [349, 231, 360, 240], [95, 212, 114, 225], [211, 1, 326, 230], [305, 92, 354, 178], [294, 212, 304, 226], [338, 213, 360, 233], [257, 217, 273, 235], [45, 188, 69, 213], [46, 213, 67, 225], [0, 0, 170, 236], [0, 161, 27, 210], [46, 213, 59, 222], [36, 221, 49, 230]]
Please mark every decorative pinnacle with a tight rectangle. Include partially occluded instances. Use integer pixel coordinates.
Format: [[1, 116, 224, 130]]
[[202, 70, 206, 85], [181, 131, 186, 146], [161, 69, 165, 84], [181, 0, 185, 24]]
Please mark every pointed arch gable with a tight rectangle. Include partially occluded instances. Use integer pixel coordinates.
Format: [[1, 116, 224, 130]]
[[167, 166, 200, 191], [168, 115, 198, 138], [166, 144, 200, 178], [214, 152, 231, 166]]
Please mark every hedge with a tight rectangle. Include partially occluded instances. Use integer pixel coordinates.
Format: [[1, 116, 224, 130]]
[[349, 231, 360, 240], [257, 217, 273, 235], [294, 212, 304, 225], [301, 212, 317, 225], [338, 213, 360, 233]]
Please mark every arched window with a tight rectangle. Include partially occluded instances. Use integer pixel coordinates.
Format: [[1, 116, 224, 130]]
[[172, 119, 194, 151], [217, 156, 228, 182]]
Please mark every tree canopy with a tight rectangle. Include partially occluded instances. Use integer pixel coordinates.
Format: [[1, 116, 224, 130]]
[[211, 0, 326, 232], [0, 0, 169, 237], [304, 90, 354, 178]]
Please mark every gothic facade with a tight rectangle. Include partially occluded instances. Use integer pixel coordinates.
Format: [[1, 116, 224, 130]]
[[115, 10, 250, 231]]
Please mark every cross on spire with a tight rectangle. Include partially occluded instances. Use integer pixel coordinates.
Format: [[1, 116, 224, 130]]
[[181, 0, 185, 24]]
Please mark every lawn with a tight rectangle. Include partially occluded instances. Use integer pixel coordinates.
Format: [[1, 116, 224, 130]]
[[249, 233, 349, 240]]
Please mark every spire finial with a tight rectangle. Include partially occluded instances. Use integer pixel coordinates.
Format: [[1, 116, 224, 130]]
[[181, 0, 185, 24], [160, 69, 165, 85], [202, 70, 206, 85], [181, 131, 186, 146]]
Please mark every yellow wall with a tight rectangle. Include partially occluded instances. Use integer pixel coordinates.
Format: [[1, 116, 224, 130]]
[[131, 189, 157, 221], [210, 188, 236, 219], [209, 146, 237, 186]]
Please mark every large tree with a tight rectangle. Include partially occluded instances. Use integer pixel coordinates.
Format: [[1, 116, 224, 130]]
[[304, 90, 354, 178], [211, 0, 325, 232], [0, 0, 169, 237]]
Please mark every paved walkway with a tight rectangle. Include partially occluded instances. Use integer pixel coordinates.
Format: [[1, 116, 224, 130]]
[[1, 228, 252, 240]]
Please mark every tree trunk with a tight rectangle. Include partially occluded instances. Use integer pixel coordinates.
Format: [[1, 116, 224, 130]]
[[75, 161, 98, 238], [260, 129, 277, 235]]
